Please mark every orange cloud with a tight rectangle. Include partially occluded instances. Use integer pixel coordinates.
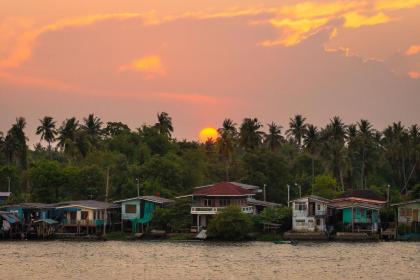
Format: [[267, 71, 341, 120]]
[[408, 71, 420, 79], [1, 0, 419, 69], [405, 45, 420, 56], [375, 0, 420, 11], [260, 17, 330, 46], [119, 55, 166, 79], [0, 13, 146, 69], [343, 12, 390, 28]]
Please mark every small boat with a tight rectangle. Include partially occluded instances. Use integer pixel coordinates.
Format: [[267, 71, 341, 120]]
[[273, 240, 298, 245]]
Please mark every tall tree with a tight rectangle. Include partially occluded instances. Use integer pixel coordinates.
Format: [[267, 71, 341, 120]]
[[155, 112, 174, 138], [217, 118, 238, 180], [303, 124, 319, 187], [265, 122, 283, 151], [239, 118, 264, 150], [286, 114, 307, 148], [356, 119, 376, 189], [57, 117, 79, 153], [320, 116, 347, 190], [81, 114, 103, 147], [36, 116, 57, 152], [8, 117, 28, 169]]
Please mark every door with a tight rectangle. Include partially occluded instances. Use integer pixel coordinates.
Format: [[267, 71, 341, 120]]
[[414, 209, 419, 222]]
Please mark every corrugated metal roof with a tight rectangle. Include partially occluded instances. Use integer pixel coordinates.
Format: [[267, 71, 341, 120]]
[[247, 198, 282, 207], [338, 190, 385, 202], [6, 202, 55, 209], [114, 196, 174, 204], [55, 200, 119, 210], [391, 199, 420, 207], [193, 182, 254, 196]]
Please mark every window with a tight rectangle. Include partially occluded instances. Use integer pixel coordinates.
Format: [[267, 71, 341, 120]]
[[125, 204, 137, 214], [295, 202, 307, 211], [295, 219, 305, 226], [81, 211, 88, 220], [219, 199, 230, 207], [203, 199, 214, 207], [316, 204, 321, 211]]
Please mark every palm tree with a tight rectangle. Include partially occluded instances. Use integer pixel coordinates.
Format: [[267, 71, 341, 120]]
[[217, 118, 238, 180], [155, 112, 173, 138], [303, 124, 318, 188], [320, 116, 347, 190], [265, 122, 283, 151], [57, 117, 79, 153], [8, 117, 28, 169], [286, 114, 307, 148], [36, 116, 57, 152], [239, 118, 264, 150], [81, 114, 103, 147], [356, 119, 375, 189]]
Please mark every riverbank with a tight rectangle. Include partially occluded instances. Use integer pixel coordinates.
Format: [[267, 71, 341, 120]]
[[0, 241, 418, 279]]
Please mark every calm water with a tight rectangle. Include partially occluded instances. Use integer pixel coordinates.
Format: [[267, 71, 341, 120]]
[[0, 241, 419, 279]]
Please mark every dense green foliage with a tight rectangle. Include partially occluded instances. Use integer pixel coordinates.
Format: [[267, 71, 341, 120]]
[[0, 113, 419, 204], [207, 206, 254, 240], [152, 199, 192, 232]]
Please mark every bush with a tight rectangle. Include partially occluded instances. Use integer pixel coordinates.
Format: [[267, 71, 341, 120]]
[[207, 206, 254, 240], [313, 175, 340, 199], [152, 199, 192, 232], [257, 207, 292, 232]]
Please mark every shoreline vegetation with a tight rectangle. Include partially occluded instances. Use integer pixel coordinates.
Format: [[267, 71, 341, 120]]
[[0, 112, 419, 242]]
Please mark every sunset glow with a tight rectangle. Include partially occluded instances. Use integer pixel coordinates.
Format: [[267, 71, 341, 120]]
[[0, 0, 419, 142], [199, 127, 219, 143]]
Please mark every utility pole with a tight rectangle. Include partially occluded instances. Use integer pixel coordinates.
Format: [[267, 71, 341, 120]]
[[295, 183, 301, 198], [136, 178, 140, 197], [263, 184, 266, 201], [7, 177, 11, 193], [287, 184, 290, 207], [104, 167, 110, 237], [387, 184, 390, 206]]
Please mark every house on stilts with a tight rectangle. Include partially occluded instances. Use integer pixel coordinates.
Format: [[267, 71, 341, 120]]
[[114, 196, 174, 233]]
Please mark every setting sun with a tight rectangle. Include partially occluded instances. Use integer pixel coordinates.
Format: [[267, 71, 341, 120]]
[[199, 127, 219, 142]]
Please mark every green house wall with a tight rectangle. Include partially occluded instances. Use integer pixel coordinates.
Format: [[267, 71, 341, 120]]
[[342, 207, 378, 223]]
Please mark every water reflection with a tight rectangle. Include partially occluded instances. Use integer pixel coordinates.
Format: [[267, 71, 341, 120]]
[[0, 241, 418, 279]]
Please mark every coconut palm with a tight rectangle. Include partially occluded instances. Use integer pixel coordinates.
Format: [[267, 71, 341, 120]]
[[265, 122, 283, 151], [217, 118, 238, 180], [319, 116, 347, 190], [286, 114, 307, 148], [303, 124, 319, 187], [8, 117, 28, 169], [239, 118, 264, 150], [36, 116, 57, 152], [57, 117, 79, 152], [81, 114, 103, 147], [356, 119, 376, 189], [155, 112, 173, 138]]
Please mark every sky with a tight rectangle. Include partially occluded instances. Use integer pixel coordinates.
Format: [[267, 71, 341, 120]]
[[0, 0, 420, 144]]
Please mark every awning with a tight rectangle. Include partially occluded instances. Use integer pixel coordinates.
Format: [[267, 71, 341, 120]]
[[57, 207, 80, 212], [34, 219, 58, 224], [0, 212, 20, 224]]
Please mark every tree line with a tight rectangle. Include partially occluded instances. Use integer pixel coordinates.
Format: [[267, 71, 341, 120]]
[[0, 113, 419, 204]]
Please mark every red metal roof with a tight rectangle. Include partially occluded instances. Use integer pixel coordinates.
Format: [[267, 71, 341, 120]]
[[193, 182, 254, 196]]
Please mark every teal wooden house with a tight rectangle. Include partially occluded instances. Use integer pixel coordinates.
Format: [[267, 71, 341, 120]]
[[331, 190, 386, 233], [5, 203, 55, 222], [392, 199, 420, 240], [114, 196, 173, 233]]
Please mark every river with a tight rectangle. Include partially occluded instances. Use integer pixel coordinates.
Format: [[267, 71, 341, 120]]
[[0, 241, 418, 279]]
